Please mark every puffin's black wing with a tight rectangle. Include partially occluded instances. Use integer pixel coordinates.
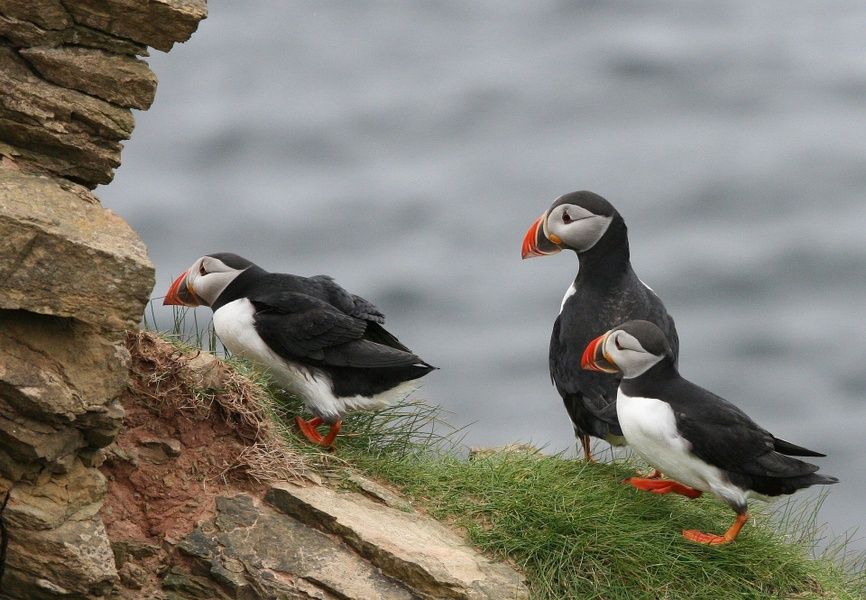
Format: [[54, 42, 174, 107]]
[[307, 275, 386, 323], [251, 291, 424, 369], [661, 378, 822, 479], [304, 275, 420, 355], [251, 292, 365, 355], [349, 293, 386, 323]]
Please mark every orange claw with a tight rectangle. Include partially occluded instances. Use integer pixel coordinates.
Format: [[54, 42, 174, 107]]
[[683, 513, 749, 545], [624, 477, 703, 499], [320, 420, 342, 448], [295, 416, 324, 444], [295, 416, 342, 448]]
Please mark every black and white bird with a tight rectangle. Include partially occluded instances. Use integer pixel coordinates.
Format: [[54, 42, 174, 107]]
[[522, 191, 678, 461], [581, 320, 838, 545], [163, 253, 435, 447]]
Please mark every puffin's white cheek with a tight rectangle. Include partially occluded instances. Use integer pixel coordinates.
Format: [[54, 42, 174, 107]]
[[562, 216, 612, 251]]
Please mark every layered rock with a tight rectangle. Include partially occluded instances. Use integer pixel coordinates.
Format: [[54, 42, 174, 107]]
[[178, 494, 417, 600], [0, 173, 154, 330], [20, 46, 157, 109], [0, 0, 205, 187], [0, 1, 206, 598], [99, 332, 529, 600], [174, 485, 528, 600], [0, 183, 149, 597], [267, 484, 528, 600]]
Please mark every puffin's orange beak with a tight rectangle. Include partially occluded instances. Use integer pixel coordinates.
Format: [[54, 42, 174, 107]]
[[521, 211, 561, 259], [163, 271, 202, 306], [581, 332, 619, 373]]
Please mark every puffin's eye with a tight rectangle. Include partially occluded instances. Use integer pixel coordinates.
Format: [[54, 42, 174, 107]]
[[615, 337, 623, 351], [562, 211, 572, 224], [199, 263, 207, 276]]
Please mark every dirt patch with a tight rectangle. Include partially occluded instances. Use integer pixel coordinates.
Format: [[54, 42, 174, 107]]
[[99, 331, 309, 597]]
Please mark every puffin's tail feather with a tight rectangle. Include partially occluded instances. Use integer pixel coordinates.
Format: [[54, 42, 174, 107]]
[[774, 472, 840, 495], [734, 471, 839, 498]]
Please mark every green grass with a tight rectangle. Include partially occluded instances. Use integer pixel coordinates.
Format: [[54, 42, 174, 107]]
[[296, 406, 864, 599], [152, 307, 866, 599], [259, 382, 866, 599]]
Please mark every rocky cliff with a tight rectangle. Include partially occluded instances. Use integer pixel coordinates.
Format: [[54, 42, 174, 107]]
[[100, 332, 527, 599], [0, 1, 204, 597], [0, 3, 529, 599]]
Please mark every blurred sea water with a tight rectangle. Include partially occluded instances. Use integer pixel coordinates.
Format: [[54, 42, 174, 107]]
[[102, 1, 866, 551]]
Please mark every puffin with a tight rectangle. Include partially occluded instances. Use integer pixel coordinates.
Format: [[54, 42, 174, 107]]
[[522, 191, 678, 462], [163, 253, 436, 447], [581, 320, 838, 545]]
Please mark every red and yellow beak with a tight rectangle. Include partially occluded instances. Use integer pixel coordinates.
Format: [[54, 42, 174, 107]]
[[163, 271, 203, 306], [581, 331, 619, 373], [521, 211, 562, 259]]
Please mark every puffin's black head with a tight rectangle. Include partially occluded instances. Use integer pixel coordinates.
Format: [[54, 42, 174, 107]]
[[164, 253, 260, 308], [206, 252, 258, 271], [581, 320, 674, 379], [521, 190, 622, 259]]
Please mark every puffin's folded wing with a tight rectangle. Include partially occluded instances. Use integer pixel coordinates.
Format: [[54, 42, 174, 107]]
[[251, 292, 368, 360], [306, 275, 386, 324], [736, 448, 820, 479], [669, 382, 780, 472], [322, 339, 426, 368], [672, 386, 821, 479]]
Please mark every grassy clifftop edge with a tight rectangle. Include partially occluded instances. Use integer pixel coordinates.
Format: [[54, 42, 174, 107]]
[[158, 328, 865, 599]]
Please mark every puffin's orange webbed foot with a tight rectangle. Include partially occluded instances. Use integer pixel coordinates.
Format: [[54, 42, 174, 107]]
[[295, 416, 324, 444], [624, 477, 703, 499], [295, 416, 341, 448], [682, 513, 748, 546]]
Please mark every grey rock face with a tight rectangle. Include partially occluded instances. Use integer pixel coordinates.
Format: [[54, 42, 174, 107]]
[[178, 494, 417, 600], [267, 483, 530, 600], [169, 487, 529, 600]]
